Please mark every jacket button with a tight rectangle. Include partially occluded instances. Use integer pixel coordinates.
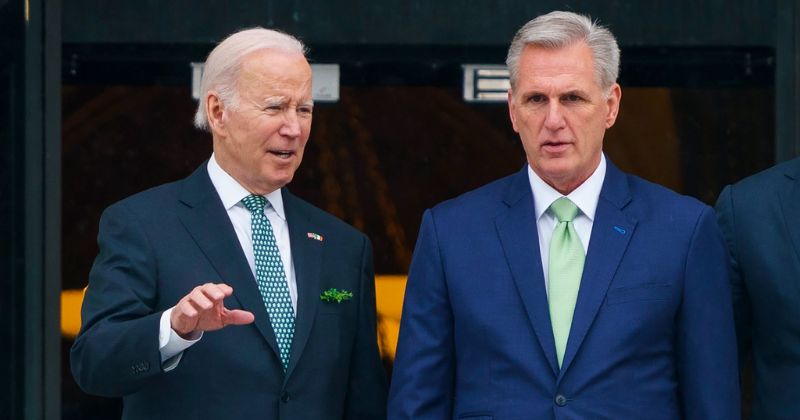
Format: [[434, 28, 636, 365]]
[[280, 391, 290, 403], [555, 394, 567, 406]]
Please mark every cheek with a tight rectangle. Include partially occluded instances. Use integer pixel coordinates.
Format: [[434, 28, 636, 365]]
[[516, 111, 543, 133]]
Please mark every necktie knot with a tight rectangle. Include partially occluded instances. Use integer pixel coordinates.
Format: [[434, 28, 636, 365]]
[[550, 197, 579, 222], [242, 194, 267, 214]]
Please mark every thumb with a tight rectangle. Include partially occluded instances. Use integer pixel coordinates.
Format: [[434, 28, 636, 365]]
[[223, 309, 255, 326]]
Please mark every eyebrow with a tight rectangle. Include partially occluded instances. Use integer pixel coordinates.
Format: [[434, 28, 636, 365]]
[[259, 97, 314, 107], [521, 88, 589, 98], [261, 96, 287, 106], [560, 89, 589, 97]]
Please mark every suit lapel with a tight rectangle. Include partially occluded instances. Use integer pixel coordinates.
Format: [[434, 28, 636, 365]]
[[558, 160, 636, 376], [282, 189, 323, 382], [176, 164, 281, 360], [496, 168, 559, 375], [779, 161, 800, 263]]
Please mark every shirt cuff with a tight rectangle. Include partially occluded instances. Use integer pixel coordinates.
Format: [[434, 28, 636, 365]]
[[159, 307, 202, 371]]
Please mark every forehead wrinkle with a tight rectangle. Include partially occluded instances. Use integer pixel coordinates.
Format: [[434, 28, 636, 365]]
[[517, 43, 601, 92], [238, 74, 312, 105], [519, 76, 587, 98], [234, 50, 312, 101]]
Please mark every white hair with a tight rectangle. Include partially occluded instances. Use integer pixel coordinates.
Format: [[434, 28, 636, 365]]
[[193, 27, 307, 130], [505, 11, 620, 91]]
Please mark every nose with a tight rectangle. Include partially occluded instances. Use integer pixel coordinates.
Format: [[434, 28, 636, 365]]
[[543, 102, 566, 131], [279, 109, 302, 138]]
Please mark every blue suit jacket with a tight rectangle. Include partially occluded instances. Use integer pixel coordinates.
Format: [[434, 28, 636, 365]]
[[71, 163, 387, 420], [389, 159, 739, 420], [716, 157, 800, 419]]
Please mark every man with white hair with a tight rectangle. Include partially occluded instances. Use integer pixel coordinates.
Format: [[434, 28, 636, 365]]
[[388, 11, 739, 419], [71, 28, 387, 419]]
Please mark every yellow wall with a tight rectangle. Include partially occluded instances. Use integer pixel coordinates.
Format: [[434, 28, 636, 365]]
[[62, 275, 408, 360]]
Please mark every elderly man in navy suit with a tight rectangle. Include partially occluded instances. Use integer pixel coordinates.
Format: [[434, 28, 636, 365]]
[[717, 157, 800, 419], [71, 28, 387, 420], [388, 11, 739, 419]]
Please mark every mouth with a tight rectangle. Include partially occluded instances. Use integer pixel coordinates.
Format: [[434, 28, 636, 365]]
[[541, 141, 572, 152], [268, 149, 295, 159]]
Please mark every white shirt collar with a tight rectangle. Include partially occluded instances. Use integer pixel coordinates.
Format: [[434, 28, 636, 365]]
[[528, 153, 606, 222], [207, 153, 286, 221]]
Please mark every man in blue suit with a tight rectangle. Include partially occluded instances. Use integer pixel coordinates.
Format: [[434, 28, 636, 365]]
[[388, 11, 739, 419], [71, 28, 387, 419], [716, 157, 800, 419]]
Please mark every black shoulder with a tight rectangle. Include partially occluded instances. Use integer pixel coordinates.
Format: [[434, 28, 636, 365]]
[[103, 179, 184, 217], [731, 157, 800, 195]]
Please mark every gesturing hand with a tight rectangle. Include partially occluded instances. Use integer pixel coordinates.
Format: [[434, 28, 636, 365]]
[[170, 283, 255, 339]]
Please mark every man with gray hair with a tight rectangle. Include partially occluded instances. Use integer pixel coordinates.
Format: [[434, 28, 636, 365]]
[[388, 11, 739, 419], [71, 27, 387, 419]]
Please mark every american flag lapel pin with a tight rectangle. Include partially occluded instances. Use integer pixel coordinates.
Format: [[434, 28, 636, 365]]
[[307, 232, 324, 242]]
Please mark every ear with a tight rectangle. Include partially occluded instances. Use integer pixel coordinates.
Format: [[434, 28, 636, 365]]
[[508, 89, 520, 133], [604, 83, 622, 129], [206, 91, 227, 136]]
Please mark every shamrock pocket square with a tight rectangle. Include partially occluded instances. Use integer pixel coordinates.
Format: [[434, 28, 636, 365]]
[[320, 288, 353, 303]]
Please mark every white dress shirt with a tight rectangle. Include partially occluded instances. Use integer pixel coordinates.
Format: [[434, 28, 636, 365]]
[[158, 154, 298, 369], [529, 154, 606, 295]]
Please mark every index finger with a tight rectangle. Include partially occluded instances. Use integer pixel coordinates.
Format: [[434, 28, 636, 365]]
[[198, 284, 230, 302], [213, 283, 234, 297]]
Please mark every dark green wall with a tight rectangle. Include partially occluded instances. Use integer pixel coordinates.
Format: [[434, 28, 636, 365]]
[[63, 0, 776, 47]]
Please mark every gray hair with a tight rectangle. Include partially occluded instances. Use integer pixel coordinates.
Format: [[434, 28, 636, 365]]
[[194, 27, 307, 130], [505, 11, 620, 91]]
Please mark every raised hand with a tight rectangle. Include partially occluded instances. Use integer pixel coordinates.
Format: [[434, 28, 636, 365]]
[[170, 283, 255, 339]]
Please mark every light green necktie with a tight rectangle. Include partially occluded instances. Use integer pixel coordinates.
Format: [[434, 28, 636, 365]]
[[548, 197, 585, 368]]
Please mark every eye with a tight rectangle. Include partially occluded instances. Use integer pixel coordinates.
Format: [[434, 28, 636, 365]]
[[297, 106, 313, 116], [562, 94, 583, 103], [263, 102, 285, 112], [528, 94, 547, 104]]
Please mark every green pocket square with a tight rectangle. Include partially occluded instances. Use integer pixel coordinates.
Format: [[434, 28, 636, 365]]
[[320, 288, 353, 303]]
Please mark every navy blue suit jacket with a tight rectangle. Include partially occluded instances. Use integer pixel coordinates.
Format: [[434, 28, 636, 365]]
[[389, 159, 739, 419], [71, 163, 387, 420], [716, 157, 800, 419]]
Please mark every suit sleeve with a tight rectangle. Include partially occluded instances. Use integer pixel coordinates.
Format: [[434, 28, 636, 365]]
[[387, 209, 455, 419], [715, 185, 752, 370], [343, 235, 389, 419], [70, 203, 165, 397], [677, 206, 740, 419]]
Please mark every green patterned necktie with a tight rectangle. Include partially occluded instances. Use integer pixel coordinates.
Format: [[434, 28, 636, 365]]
[[548, 197, 585, 368], [242, 194, 295, 371]]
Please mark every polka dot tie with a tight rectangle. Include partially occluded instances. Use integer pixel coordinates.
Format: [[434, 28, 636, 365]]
[[242, 194, 295, 371]]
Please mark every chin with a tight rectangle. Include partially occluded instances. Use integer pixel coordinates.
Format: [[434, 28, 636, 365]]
[[266, 173, 294, 189], [537, 159, 576, 176]]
